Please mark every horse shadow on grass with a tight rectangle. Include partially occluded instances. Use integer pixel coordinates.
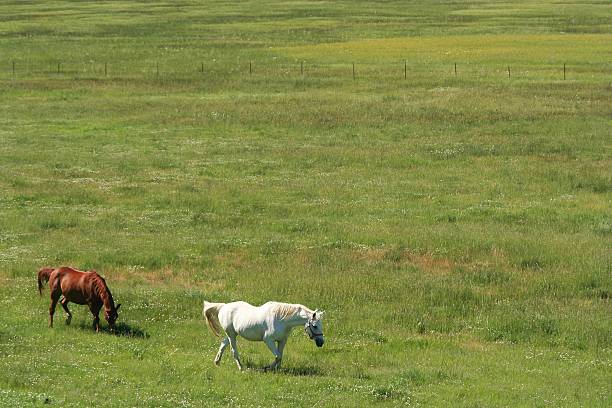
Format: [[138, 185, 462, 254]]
[[244, 360, 324, 377], [74, 321, 149, 339], [113, 322, 150, 339]]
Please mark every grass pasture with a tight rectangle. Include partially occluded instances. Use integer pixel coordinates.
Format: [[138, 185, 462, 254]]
[[0, 1, 611, 407]]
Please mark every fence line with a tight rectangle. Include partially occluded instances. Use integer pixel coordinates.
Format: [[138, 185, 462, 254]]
[[3, 59, 582, 82]]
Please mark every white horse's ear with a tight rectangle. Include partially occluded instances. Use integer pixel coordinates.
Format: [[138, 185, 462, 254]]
[[312, 311, 317, 319], [318, 310, 325, 318]]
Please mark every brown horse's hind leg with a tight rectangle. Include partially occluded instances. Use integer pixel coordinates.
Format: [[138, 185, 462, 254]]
[[48, 290, 61, 328], [61, 298, 72, 325]]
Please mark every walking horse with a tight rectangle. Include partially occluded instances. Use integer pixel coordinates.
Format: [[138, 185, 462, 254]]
[[203, 300, 325, 370]]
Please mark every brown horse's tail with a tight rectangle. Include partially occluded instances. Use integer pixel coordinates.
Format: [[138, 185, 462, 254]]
[[202, 301, 225, 337], [37, 267, 55, 296]]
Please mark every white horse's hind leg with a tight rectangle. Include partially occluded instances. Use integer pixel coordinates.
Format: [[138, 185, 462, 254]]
[[228, 335, 243, 370], [215, 337, 230, 366], [263, 339, 282, 370]]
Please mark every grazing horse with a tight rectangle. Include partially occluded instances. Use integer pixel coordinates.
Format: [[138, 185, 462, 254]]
[[46, 266, 121, 332], [203, 300, 325, 371]]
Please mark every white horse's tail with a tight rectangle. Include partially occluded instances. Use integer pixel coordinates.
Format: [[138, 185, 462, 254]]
[[203, 301, 225, 337]]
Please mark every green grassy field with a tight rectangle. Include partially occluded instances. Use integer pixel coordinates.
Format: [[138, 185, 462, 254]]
[[0, 1, 610, 406]]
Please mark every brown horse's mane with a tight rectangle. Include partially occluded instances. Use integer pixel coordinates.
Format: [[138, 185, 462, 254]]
[[89, 272, 116, 312]]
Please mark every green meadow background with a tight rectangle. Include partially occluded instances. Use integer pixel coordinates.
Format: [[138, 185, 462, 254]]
[[0, 1, 610, 406]]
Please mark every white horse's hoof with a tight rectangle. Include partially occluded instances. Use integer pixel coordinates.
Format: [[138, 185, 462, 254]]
[[264, 363, 278, 372]]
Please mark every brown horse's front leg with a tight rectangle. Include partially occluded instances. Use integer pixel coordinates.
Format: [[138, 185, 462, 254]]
[[90, 304, 101, 332]]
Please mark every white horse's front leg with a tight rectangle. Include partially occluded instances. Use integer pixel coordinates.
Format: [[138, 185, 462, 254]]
[[264, 339, 282, 370], [228, 335, 243, 371], [215, 337, 230, 366], [276, 339, 287, 369]]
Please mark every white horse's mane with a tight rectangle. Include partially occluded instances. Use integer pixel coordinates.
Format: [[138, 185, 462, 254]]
[[271, 303, 311, 320]]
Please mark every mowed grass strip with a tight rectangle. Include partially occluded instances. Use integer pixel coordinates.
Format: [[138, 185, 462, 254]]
[[280, 34, 612, 64]]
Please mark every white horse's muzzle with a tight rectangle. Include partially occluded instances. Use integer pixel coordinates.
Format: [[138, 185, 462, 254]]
[[305, 323, 324, 347], [314, 335, 324, 347]]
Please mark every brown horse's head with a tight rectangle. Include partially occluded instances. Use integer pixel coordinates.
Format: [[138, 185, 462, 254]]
[[105, 304, 121, 332]]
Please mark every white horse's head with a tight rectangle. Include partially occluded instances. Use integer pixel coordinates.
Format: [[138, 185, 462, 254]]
[[304, 310, 325, 347]]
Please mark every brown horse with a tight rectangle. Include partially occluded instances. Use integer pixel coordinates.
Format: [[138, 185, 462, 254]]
[[46, 266, 121, 332]]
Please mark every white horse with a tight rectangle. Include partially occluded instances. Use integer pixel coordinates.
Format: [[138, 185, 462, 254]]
[[203, 300, 325, 370]]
